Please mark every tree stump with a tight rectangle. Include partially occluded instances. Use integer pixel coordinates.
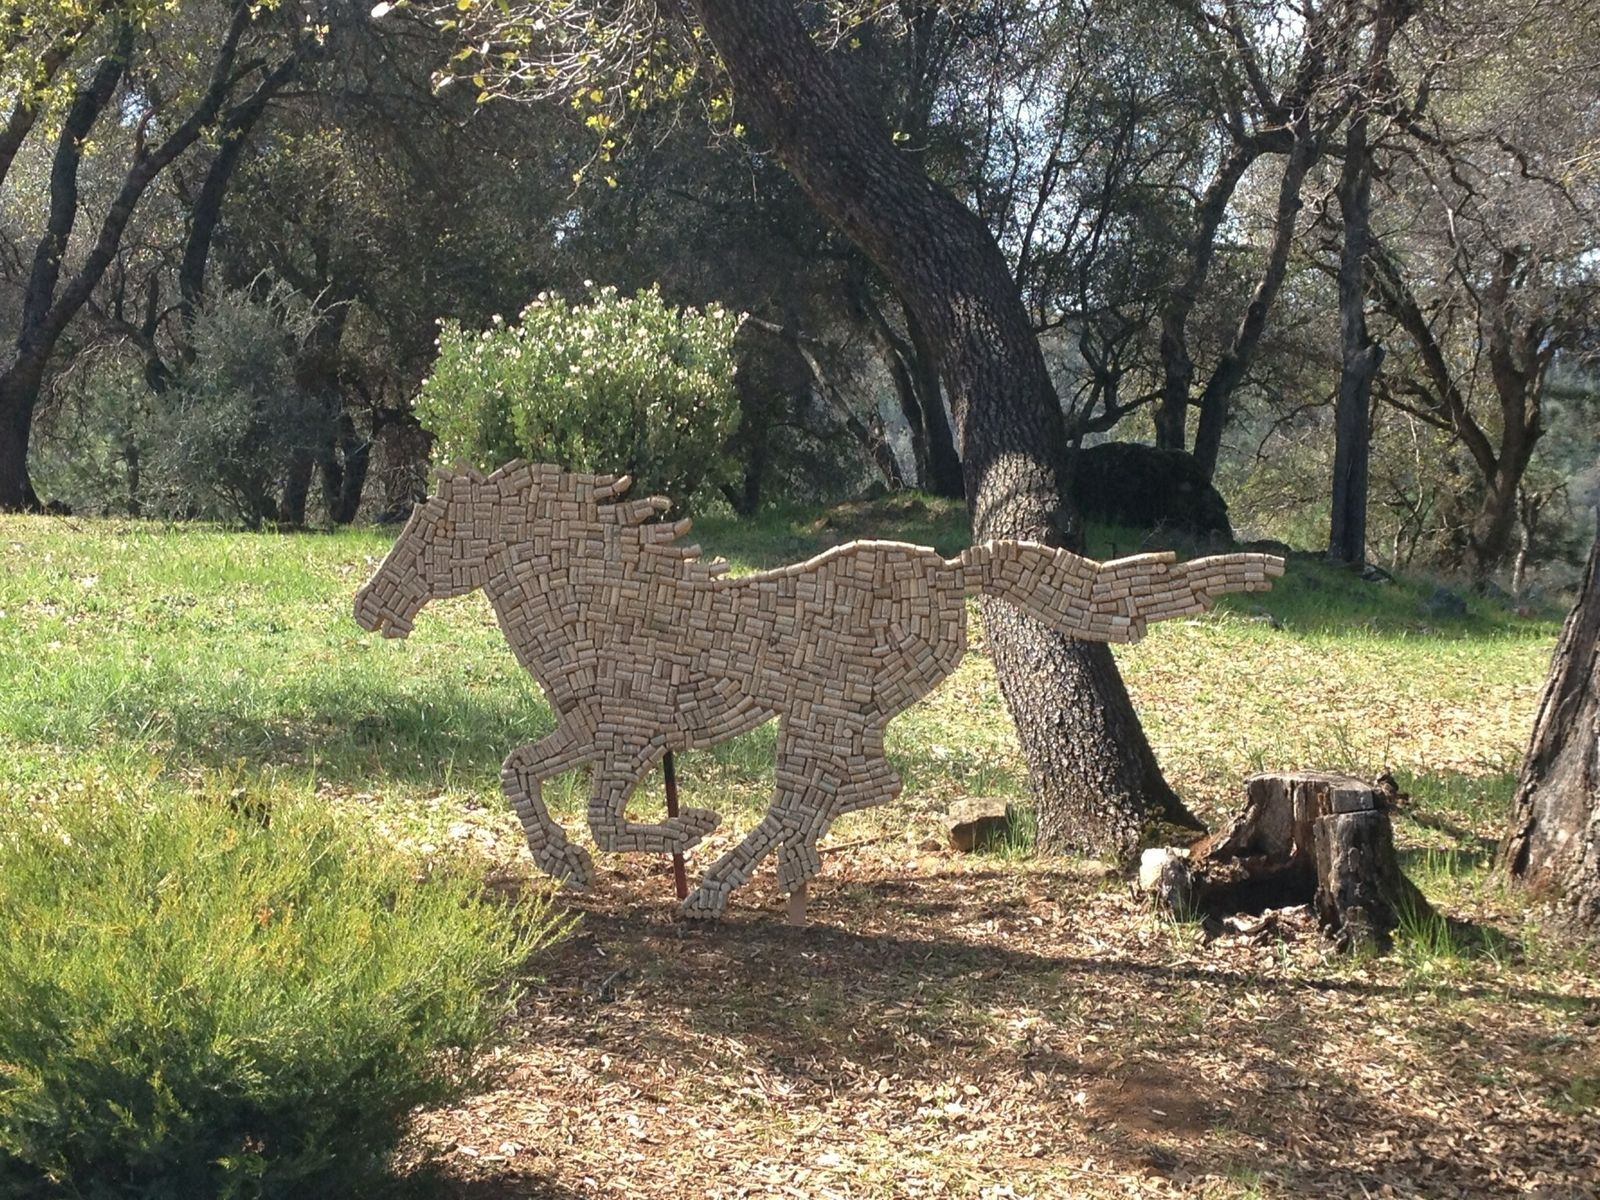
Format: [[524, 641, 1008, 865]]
[[1150, 771, 1432, 951]]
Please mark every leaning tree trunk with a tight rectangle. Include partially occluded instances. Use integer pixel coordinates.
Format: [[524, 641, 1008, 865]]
[[1153, 146, 1256, 455], [0, 366, 44, 511], [1190, 122, 1318, 483], [689, 0, 1199, 858], [1499, 527, 1600, 934]]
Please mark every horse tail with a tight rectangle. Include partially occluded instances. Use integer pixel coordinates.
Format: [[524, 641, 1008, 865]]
[[953, 541, 1284, 644]]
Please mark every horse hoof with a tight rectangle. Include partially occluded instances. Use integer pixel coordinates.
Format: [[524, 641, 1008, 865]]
[[680, 886, 727, 920], [537, 844, 593, 890], [777, 843, 821, 893]]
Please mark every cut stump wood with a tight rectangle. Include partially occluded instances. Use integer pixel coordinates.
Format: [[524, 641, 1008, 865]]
[[1148, 771, 1432, 951], [1313, 807, 1428, 951]]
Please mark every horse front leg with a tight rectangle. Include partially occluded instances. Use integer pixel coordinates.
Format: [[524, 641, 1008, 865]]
[[586, 741, 721, 855], [774, 720, 898, 898], [683, 718, 844, 918], [502, 726, 594, 888]]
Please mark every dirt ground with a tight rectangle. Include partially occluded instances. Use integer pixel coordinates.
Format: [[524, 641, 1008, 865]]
[[409, 842, 1600, 1200]]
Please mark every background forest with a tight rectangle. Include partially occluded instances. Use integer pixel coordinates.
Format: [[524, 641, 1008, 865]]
[[4, 4, 1600, 1196], [1, 0, 1596, 598]]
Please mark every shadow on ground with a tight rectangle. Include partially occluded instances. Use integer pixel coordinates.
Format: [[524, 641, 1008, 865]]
[[419, 861, 1599, 1198]]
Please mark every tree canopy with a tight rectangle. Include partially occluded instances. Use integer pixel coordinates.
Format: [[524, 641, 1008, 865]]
[[0, 0, 1592, 587]]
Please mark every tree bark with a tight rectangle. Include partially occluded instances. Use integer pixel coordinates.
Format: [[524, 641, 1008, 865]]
[[689, 0, 1199, 859], [1472, 249, 1551, 583], [0, 371, 42, 511], [0, 5, 264, 512], [278, 451, 316, 529], [296, 302, 364, 526], [848, 268, 963, 497], [1154, 146, 1256, 452], [748, 315, 908, 491], [0, 27, 129, 510], [1328, 114, 1381, 567], [1511, 489, 1545, 603], [1367, 233, 1550, 584], [724, 362, 772, 515], [904, 303, 964, 498], [325, 413, 371, 526], [1499, 527, 1600, 935], [851, 266, 930, 487], [176, 46, 305, 333], [1191, 123, 1318, 481], [0, 11, 104, 195], [792, 331, 906, 490]]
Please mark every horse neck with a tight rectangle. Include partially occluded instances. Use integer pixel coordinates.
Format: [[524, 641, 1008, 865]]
[[616, 531, 699, 592], [479, 519, 614, 614], [477, 504, 698, 629]]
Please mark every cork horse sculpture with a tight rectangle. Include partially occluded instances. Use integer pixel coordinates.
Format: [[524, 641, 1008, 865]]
[[354, 461, 1283, 918]]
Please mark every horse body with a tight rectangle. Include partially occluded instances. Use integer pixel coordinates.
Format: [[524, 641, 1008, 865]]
[[478, 519, 971, 913], [355, 460, 1282, 918]]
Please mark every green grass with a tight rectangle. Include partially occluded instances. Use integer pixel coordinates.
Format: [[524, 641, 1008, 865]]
[[0, 499, 1559, 900]]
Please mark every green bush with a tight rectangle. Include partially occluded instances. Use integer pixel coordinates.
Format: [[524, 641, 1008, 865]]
[[0, 789, 564, 1199], [148, 284, 334, 529], [29, 345, 154, 518], [34, 281, 335, 528], [418, 283, 742, 505]]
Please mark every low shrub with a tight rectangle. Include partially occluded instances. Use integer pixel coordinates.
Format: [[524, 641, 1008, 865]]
[[32, 280, 336, 528], [0, 789, 563, 1198]]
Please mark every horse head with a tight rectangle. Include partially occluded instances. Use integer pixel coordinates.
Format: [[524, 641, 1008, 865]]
[[354, 462, 500, 638]]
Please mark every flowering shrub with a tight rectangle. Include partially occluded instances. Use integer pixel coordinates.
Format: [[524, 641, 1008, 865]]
[[418, 284, 742, 504]]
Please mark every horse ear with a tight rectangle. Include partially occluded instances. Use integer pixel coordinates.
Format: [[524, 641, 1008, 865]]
[[488, 459, 535, 496], [488, 458, 529, 482]]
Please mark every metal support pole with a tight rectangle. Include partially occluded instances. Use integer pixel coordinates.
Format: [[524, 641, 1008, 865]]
[[662, 750, 689, 901]]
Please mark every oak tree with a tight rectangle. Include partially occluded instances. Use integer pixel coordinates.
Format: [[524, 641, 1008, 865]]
[[1501, 526, 1600, 935], [423, 0, 1205, 856]]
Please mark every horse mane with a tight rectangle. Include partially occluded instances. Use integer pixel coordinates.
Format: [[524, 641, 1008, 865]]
[[476, 459, 729, 586]]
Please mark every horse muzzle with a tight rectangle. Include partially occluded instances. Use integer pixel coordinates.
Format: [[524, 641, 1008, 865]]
[[353, 590, 414, 639]]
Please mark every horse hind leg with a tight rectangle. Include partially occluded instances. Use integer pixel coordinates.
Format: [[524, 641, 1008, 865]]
[[685, 720, 874, 918], [836, 725, 901, 815], [778, 722, 898, 892], [776, 823, 825, 895], [502, 731, 593, 888], [682, 810, 785, 919]]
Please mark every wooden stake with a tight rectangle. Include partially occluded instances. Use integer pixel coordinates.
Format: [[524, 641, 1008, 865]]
[[786, 883, 807, 927], [662, 750, 689, 901]]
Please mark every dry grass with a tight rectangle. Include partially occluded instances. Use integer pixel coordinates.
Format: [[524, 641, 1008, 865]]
[[414, 848, 1598, 1199]]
